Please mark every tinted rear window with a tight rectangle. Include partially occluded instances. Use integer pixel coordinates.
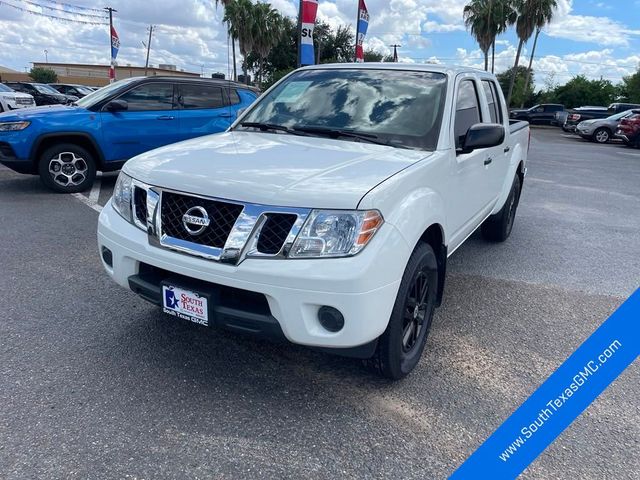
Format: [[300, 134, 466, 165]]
[[180, 84, 225, 109]]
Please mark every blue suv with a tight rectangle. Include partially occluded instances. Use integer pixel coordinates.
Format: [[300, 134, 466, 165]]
[[0, 76, 258, 192]]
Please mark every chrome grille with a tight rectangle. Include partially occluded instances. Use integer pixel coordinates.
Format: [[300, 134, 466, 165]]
[[160, 191, 244, 249], [256, 213, 298, 255], [133, 186, 147, 227]]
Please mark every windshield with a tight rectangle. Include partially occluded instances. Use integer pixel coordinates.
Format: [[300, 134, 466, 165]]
[[75, 77, 139, 108], [607, 110, 633, 121], [75, 86, 95, 95], [0, 84, 13, 92], [34, 84, 60, 94], [237, 69, 448, 150]]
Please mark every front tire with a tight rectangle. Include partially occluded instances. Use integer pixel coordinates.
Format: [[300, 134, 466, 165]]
[[481, 174, 521, 242], [38, 143, 96, 193], [367, 243, 438, 380], [593, 128, 610, 144]]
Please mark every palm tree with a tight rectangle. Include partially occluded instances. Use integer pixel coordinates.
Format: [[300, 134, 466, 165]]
[[490, 0, 517, 73], [251, 2, 284, 84], [214, 0, 237, 81], [223, 0, 255, 84], [506, 0, 557, 107], [519, 0, 557, 107], [464, 0, 516, 72], [463, 0, 494, 71]]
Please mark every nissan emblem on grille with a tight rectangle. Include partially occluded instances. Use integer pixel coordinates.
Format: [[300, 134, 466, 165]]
[[182, 206, 210, 235]]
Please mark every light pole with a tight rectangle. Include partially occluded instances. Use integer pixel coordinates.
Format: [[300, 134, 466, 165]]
[[104, 7, 117, 83], [389, 44, 401, 62], [44, 49, 48, 63]]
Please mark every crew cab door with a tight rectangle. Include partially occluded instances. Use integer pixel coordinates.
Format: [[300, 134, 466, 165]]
[[448, 77, 499, 248], [480, 79, 509, 198], [176, 83, 235, 141], [99, 82, 180, 161]]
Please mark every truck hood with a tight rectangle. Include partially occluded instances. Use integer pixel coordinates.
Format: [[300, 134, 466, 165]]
[[0, 104, 86, 121], [124, 131, 430, 209]]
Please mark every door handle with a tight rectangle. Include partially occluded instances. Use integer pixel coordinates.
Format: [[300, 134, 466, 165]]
[[157, 115, 175, 120], [218, 112, 234, 118], [484, 157, 493, 166], [504, 146, 511, 153]]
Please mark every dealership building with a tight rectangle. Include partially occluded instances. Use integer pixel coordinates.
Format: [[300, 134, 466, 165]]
[[0, 62, 201, 86]]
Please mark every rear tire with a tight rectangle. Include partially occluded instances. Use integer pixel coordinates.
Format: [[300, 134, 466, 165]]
[[38, 143, 96, 193], [593, 128, 610, 144], [481, 174, 521, 242], [366, 243, 438, 380]]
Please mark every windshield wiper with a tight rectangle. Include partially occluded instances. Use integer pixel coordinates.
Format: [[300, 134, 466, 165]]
[[292, 126, 390, 146], [239, 122, 306, 136]]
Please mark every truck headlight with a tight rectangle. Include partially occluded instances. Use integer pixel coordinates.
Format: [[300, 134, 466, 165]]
[[289, 210, 383, 258], [112, 172, 133, 222], [0, 121, 30, 131]]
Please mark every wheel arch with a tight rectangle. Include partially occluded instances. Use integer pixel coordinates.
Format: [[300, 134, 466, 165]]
[[30, 133, 105, 171], [418, 223, 447, 307]]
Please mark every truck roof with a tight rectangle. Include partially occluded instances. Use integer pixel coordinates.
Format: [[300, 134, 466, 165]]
[[300, 62, 488, 76]]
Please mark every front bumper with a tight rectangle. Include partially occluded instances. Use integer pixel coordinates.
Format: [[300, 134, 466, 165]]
[[98, 200, 409, 350], [0, 142, 32, 173]]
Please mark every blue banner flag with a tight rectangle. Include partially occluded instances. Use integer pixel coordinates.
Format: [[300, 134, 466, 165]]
[[451, 288, 640, 479]]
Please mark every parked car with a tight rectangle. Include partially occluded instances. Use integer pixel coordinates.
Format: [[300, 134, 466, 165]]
[[608, 102, 640, 114], [3, 81, 75, 106], [553, 110, 568, 127], [0, 83, 36, 112], [50, 83, 96, 98], [97, 64, 530, 379], [615, 110, 640, 147], [0, 76, 258, 192], [576, 110, 634, 143], [509, 103, 564, 125], [562, 106, 608, 132]]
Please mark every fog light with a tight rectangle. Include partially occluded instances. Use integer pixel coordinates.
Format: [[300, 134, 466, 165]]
[[101, 246, 113, 267], [318, 306, 344, 332]]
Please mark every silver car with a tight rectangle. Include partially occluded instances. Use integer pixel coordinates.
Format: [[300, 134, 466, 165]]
[[576, 110, 634, 143]]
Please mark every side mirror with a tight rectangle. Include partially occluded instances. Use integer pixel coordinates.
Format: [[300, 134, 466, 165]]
[[459, 123, 505, 154], [105, 99, 128, 112], [536, 107, 544, 113], [236, 107, 246, 119]]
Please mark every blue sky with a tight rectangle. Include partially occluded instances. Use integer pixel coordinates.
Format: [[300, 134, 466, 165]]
[[0, 0, 638, 89]]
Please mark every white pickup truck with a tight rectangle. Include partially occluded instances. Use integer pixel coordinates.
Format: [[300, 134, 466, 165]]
[[98, 64, 529, 379]]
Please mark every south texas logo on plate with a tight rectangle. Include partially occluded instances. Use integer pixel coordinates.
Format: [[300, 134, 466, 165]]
[[162, 285, 209, 326]]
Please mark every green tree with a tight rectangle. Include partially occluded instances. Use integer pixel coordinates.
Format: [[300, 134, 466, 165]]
[[498, 65, 534, 107], [215, 0, 237, 81], [29, 67, 57, 83], [520, 0, 558, 107], [223, 0, 257, 84], [506, 0, 558, 106], [250, 2, 284, 84], [621, 68, 640, 103], [463, 0, 494, 71], [464, 0, 516, 72], [363, 49, 384, 62], [552, 75, 616, 108]]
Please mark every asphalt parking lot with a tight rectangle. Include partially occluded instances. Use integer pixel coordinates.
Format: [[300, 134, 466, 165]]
[[0, 128, 638, 479]]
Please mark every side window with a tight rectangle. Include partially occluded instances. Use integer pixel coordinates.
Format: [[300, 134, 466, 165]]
[[455, 80, 481, 147], [482, 80, 501, 124], [228, 89, 241, 105], [117, 83, 174, 111], [180, 84, 225, 109]]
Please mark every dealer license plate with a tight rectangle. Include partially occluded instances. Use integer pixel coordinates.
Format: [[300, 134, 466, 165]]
[[162, 285, 209, 326]]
